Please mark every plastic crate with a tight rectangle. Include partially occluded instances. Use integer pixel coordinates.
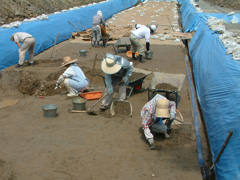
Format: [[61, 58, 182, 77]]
[[79, 91, 102, 100]]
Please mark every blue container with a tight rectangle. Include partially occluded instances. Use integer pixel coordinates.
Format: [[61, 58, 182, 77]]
[[42, 104, 58, 118]]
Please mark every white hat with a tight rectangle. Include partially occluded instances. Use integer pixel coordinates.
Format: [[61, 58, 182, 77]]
[[97, 10, 102, 16], [61, 56, 77, 67], [150, 24, 157, 32], [101, 57, 122, 75], [10, 33, 16, 41], [155, 99, 170, 118]]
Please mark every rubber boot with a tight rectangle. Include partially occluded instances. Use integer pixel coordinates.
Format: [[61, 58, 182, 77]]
[[132, 53, 137, 60], [97, 41, 100, 47], [92, 41, 96, 47], [138, 55, 145, 63]]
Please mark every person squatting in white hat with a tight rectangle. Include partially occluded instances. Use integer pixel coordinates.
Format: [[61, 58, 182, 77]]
[[10, 32, 36, 68], [55, 56, 89, 97], [141, 94, 176, 150], [129, 24, 156, 63], [100, 53, 133, 111], [92, 10, 105, 47]]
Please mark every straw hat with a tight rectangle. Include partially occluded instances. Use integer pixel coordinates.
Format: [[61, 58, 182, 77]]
[[10, 33, 16, 41], [61, 56, 77, 67], [155, 99, 170, 118], [101, 57, 122, 74]]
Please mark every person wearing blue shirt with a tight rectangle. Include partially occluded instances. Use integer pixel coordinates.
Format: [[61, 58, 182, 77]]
[[100, 53, 133, 111], [55, 56, 89, 97]]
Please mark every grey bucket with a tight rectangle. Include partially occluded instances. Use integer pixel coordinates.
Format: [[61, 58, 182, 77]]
[[145, 51, 153, 59], [42, 104, 58, 118], [72, 98, 87, 110], [79, 50, 87, 56]]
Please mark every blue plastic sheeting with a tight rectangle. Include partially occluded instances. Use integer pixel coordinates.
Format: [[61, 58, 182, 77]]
[[145, 0, 177, 1], [184, 54, 206, 179], [178, 0, 240, 32], [189, 19, 240, 180], [0, 0, 137, 72], [178, 0, 203, 32]]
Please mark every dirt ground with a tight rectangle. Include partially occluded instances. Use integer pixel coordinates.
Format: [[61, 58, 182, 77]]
[[0, 1, 209, 180]]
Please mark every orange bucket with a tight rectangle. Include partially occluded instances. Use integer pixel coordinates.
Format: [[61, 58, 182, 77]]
[[79, 91, 102, 100], [126, 51, 139, 58]]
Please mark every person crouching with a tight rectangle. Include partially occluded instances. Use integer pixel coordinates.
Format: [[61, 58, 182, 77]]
[[141, 94, 176, 150], [55, 56, 89, 97]]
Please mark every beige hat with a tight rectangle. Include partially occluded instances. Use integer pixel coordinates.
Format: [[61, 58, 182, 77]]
[[10, 33, 16, 41], [155, 99, 170, 118], [61, 56, 77, 67], [101, 57, 122, 74]]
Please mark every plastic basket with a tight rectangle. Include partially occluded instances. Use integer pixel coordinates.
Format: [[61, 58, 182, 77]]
[[79, 91, 102, 100]]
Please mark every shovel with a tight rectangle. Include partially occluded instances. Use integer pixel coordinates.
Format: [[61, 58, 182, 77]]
[[50, 32, 60, 58], [69, 94, 107, 115], [87, 54, 97, 91]]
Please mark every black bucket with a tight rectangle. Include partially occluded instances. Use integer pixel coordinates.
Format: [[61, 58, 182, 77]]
[[145, 51, 153, 60], [42, 104, 58, 118], [79, 50, 87, 56], [72, 98, 87, 110]]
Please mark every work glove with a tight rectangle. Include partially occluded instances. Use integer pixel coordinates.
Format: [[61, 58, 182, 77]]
[[55, 83, 59, 90], [170, 112, 176, 120], [122, 76, 128, 84], [107, 86, 113, 94], [148, 138, 154, 145]]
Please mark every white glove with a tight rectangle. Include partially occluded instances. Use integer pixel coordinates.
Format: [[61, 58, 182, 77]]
[[170, 112, 176, 120], [18, 49, 21, 53], [55, 84, 59, 90], [148, 138, 154, 145]]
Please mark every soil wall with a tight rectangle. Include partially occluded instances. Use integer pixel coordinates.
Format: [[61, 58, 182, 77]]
[[0, 0, 104, 25]]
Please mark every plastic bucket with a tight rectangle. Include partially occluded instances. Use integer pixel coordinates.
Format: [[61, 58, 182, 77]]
[[42, 104, 58, 118], [79, 50, 87, 56], [145, 51, 153, 59], [72, 98, 87, 110]]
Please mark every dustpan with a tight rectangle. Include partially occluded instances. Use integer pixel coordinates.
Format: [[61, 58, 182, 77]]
[[110, 100, 133, 117]]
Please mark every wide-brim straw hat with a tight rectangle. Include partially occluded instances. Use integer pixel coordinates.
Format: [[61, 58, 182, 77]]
[[155, 99, 170, 118], [61, 56, 77, 67], [101, 57, 122, 74], [10, 33, 16, 41]]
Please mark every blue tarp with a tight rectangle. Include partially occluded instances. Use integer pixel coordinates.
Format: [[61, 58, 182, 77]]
[[179, 0, 240, 32], [179, 0, 240, 179], [0, 0, 137, 71]]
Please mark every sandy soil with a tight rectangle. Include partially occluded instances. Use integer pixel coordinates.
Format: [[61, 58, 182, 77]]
[[0, 1, 209, 180]]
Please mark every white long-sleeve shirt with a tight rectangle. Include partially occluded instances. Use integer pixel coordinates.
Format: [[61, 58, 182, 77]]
[[131, 24, 150, 43]]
